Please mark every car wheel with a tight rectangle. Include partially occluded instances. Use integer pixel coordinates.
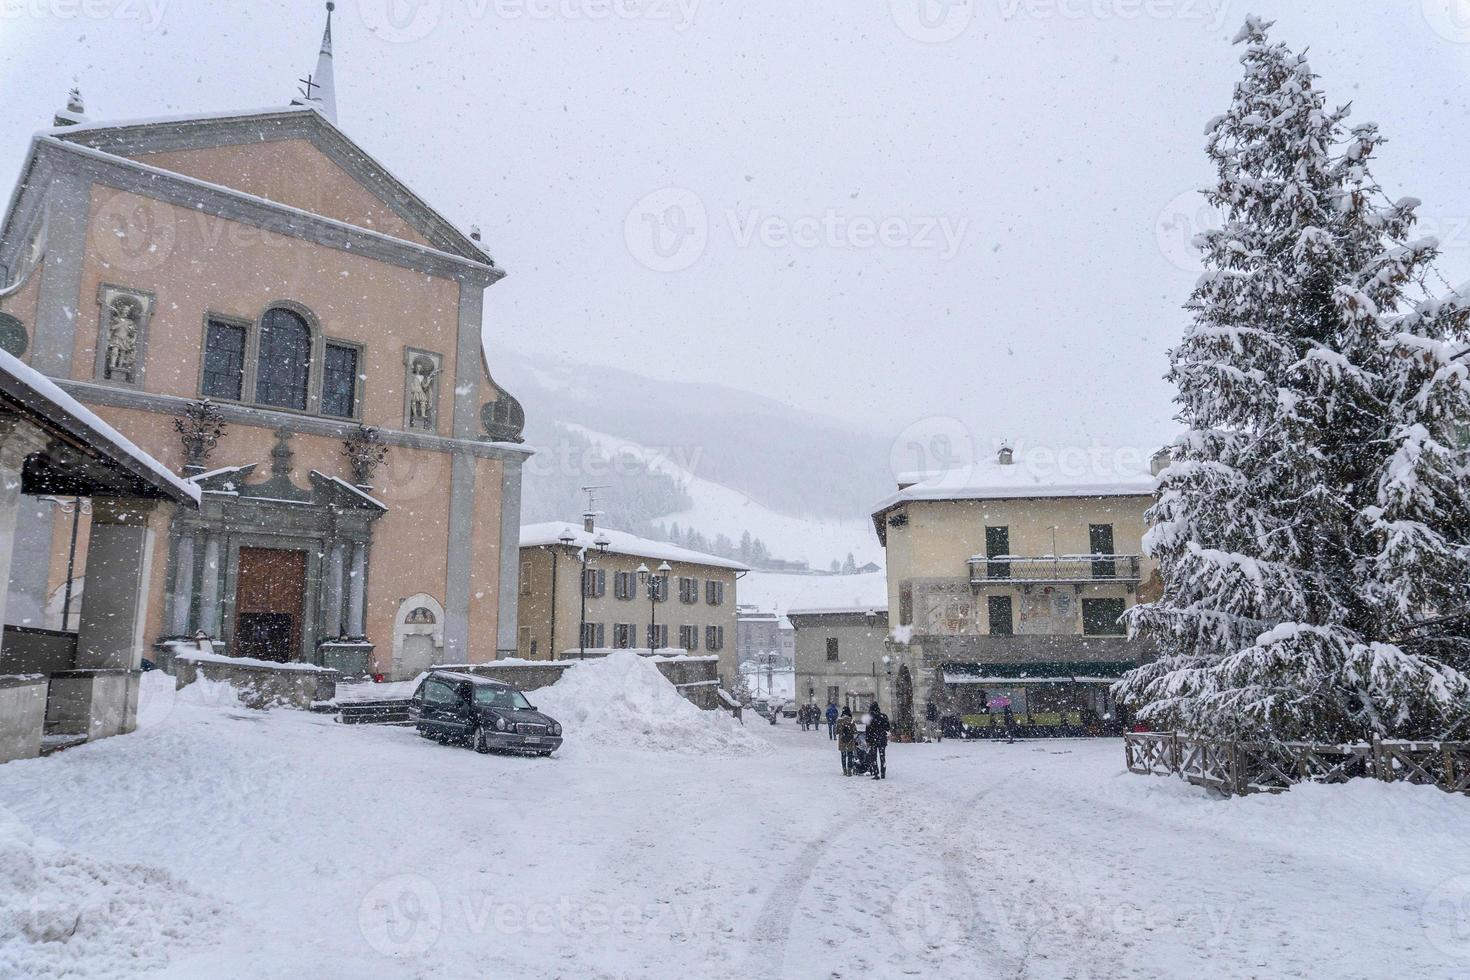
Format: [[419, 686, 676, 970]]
[[473, 726, 491, 754]]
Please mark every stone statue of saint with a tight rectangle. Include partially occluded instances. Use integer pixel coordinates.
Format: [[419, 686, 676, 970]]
[[105, 297, 142, 383], [408, 357, 439, 428]]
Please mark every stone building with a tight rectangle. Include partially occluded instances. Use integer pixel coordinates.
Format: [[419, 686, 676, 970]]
[[789, 607, 890, 715], [517, 519, 746, 687], [0, 9, 528, 680], [735, 605, 793, 668], [871, 447, 1159, 736]]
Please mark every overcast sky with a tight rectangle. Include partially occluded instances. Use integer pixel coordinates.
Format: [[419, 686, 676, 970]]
[[4, 0, 1470, 466]]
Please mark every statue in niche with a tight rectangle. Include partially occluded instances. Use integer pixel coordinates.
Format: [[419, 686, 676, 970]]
[[104, 294, 144, 383], [407, 354, 440, 430]]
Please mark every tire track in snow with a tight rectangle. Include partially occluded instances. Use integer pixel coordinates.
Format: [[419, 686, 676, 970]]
[[740, 776, 1020, 978]]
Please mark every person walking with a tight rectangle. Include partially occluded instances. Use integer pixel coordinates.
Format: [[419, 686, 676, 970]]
[[825, 702, 838, 740], [836, 707, 857, 776], [867, 701, 891, 780]]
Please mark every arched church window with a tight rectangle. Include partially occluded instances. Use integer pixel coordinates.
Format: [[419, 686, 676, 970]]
[[255, 307, 313, 410]]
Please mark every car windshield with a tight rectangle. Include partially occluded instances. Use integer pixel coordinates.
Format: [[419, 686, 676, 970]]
[[472, 685, 532, 710]]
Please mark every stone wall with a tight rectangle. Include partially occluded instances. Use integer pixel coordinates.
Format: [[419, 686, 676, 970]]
[[171, 654, 338, 709], [0, 675, 47, 764], [0, 626, 78, 675]]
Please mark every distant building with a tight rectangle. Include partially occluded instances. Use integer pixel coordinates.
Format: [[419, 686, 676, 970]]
[[790, 607, 889, 714], [735, 605, 793, 668], [871, 447, 1159, 737], [518, 519, 747, 687], [754, 557, 810, 573]]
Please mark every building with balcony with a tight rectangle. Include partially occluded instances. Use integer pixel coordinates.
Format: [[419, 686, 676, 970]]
[[870, 447, 1161, 737], [517, 519, 747, 687]]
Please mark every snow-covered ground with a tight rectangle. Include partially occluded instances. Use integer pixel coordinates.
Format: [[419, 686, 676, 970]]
[[1, 667, 1466, 978]]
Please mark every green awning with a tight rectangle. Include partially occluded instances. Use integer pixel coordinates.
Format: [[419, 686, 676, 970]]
[[940, 660, 1133, 680]]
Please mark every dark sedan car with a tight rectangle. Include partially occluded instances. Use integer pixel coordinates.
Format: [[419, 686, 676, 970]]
[[408, 670, 563, 756]]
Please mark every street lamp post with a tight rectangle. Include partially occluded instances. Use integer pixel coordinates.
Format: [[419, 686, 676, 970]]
[[39, 495, 90, 631], [637, 560, 672, 651], [561, 528, 611, 660]]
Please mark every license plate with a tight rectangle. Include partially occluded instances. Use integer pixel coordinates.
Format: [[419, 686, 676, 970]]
[[522, 736, 541, 745]]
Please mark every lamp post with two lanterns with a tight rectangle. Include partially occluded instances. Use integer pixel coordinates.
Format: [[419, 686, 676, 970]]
[[559, 527, 611, 659], [636, 560, 672, 651]]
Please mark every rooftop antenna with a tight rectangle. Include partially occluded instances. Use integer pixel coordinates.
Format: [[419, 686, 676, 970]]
[[581, 484, 610, 533]]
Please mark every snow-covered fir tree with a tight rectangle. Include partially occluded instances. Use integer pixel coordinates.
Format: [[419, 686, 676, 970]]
[[1117, 17, 1470, 743]]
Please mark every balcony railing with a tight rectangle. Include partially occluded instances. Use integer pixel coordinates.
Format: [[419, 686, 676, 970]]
[[966, 554, 1142, 585]]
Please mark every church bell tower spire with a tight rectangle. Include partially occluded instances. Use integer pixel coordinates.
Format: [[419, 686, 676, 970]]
[[292, 2, 338, 124]]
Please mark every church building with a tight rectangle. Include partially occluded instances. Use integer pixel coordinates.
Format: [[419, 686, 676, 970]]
[[0, 5, 529, 679]]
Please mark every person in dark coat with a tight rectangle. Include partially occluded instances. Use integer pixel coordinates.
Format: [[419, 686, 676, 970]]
[[866, 701, 891, 779], [835, 707, 857, 775], [825, 702, 839, 739]]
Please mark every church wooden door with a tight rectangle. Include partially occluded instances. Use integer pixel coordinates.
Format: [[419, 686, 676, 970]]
[[234, 547, 308, 662]]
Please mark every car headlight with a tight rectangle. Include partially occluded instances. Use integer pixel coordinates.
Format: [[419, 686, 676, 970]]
[[551, 723, 562, 736], [495, 716, 508, 731]]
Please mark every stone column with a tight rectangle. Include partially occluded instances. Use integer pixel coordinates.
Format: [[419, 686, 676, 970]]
[[347, 541, 366, 638], [325, 542, 345, 638], [168, 530, 196, 636], [198, 533, 222, 638], [57, 497, 157, 741], [0, 417, 50, 652], [75, 498, 156, 672]]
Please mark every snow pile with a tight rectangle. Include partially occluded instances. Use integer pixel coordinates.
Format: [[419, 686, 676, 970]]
[[534, 652, 768, 757], [0, 805, 219, 978]]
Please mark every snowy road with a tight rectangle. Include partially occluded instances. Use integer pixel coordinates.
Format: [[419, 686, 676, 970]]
[[1, 677, 1466, 979]]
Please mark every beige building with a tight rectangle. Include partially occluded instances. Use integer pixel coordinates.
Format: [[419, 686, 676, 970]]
[[871, 447, 1160, 736], [518, 520, 746, 687], [0, 14, 529, 680]]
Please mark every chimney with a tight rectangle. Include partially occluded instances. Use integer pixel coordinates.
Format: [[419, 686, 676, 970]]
[[583, 512, 596, 534], [997, 445, 1014, 465], [53, 86, 87, 127]]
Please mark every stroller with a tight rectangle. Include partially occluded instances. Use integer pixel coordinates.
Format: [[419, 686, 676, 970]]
[[852, 731, 876, 777]]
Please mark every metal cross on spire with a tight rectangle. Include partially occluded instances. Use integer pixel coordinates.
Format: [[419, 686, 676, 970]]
[[290, 2, 338, 124]]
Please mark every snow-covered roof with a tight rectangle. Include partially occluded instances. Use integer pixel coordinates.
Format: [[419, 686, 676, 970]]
[[786, 606, 888, 619], [873, 455, 1156, 514], [0, 349, 199, 506], [739, 569, 889, 620], [520, 522, 751, 572]]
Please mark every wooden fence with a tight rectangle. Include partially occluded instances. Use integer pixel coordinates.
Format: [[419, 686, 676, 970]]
[[1123, 732, 1470, 797]]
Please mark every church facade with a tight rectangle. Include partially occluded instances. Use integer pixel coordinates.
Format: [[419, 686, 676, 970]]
[[0, 77, 528, 677]]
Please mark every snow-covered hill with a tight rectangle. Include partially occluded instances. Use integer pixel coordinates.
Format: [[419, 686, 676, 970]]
[[495, 348, 891, 567], [562, 424, 882, 567]]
